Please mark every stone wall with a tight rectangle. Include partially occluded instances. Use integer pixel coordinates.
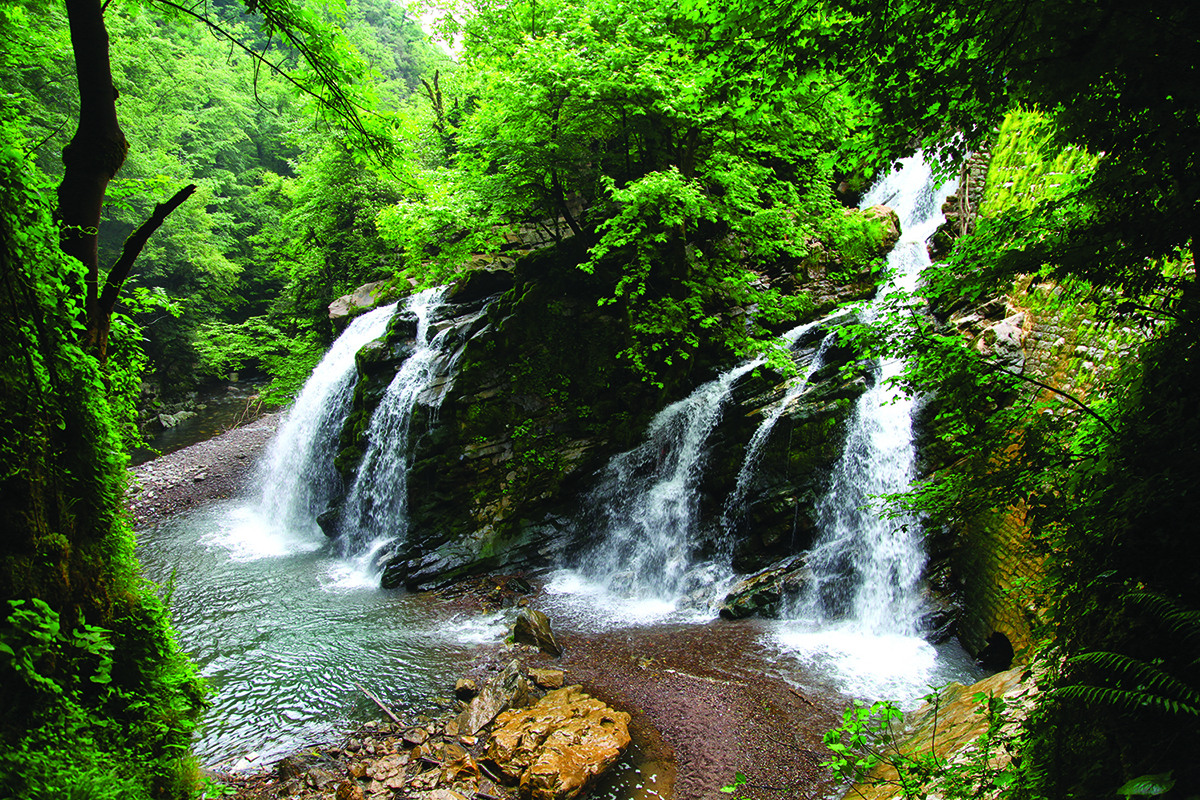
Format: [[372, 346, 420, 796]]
[[950, 279, 1145, 658]]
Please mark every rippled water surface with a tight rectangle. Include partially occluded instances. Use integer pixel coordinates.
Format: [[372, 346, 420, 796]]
[[135, 500, 505, 766]]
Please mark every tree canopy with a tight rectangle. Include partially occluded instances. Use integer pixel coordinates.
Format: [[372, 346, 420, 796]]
[[3, 0, 1200, 796]]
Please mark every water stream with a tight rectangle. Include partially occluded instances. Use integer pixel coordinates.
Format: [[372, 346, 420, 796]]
[[134, 157, 980, 771], [722, 325, 835, 527], [572, 360, 760, 610], [770, 155, 967, 701], [336, 287, 452, 559], [256, 303, 397, 537], [137, 501, 506, 766]]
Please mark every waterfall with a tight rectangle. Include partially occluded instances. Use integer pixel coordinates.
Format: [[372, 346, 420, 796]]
[[722, 323, 836, 529], [256, 303, 397, 534], [335, 287, 476, 557], [787, 156, 954, 637], [576, 361, 759, 604]]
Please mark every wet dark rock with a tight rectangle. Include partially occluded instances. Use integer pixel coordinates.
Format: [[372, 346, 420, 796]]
[[449, 267, 515, 304], [513, 608, 562, 657], [505, 576, 534, 594], [719, 554, 812, 619], [316, 504, 342, 538]]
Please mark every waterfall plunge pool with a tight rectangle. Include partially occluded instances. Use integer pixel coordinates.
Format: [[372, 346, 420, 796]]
[[137, 500, 982, 771], [136, 499, 507, 767]]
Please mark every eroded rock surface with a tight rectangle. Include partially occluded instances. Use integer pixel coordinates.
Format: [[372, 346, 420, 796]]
[[487, 685, 631, 800]]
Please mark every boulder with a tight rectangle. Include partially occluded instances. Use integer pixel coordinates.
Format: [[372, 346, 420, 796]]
[[486, 685, 631, 800], [719, 554, 812, 619], [449, 267, 515, 304], [158, 409, 196, 429], [329, 280, 392, 327], [528, 668, 565, 690], [513, 608, 562, 657], [861, 204, 902, 254], [457, 659, 530, 735]]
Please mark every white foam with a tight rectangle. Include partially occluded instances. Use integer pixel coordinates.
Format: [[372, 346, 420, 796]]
[[771, 621, 940, 705], [439, 612, 508, 644], [540, 569, 715, 631], [202, 505, 323, 562]]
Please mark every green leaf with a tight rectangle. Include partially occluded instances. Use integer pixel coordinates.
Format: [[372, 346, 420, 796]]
[[1117, 773, 1175, 797]]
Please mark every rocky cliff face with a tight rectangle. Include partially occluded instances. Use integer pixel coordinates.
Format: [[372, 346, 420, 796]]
[[318, 217, 891, 591]]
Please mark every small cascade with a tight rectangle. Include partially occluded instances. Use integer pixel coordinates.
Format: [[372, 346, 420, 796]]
[[256, 303, 397, 534], [722, 323, 836, 529], [788, 155, 956, 638], [335, 287, 476, 557], [577, 361, 759, 604]]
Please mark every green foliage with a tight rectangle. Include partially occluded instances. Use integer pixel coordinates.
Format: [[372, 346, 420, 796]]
[[192, 316, 325, 403], [980, 110, 1099, 218], [383, 0, 868, 384], [1117, 772, 1176, 798], [3, 0, 437, 399], [1055, 593, 1200, 718], [817, 689, 1021, 800], [2, 113, 204, 800]]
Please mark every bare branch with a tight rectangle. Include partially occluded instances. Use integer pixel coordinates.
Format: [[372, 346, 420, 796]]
[[98, 183, 196, 316]]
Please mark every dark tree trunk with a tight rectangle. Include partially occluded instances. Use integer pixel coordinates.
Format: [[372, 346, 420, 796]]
[[58, 0, 127, 354]]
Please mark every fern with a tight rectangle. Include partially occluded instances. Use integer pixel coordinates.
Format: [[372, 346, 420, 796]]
[[1057, 685, 1200, 718], [1065, 652, 1200, 708], [1057, 593, 1200, 719], [1124, 593, 1200, 645]]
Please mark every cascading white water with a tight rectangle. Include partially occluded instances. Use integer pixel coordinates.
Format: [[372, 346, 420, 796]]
[[336, 287, 473, 558], [794, 156, 953, 634], [575, 361, 760, 606], [772, 155, 961, 701], [559, 318, 837, 621], [256, 303, 397, 535], [722, 324, 836, 528]]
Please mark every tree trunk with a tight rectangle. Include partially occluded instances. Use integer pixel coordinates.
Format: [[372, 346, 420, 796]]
[[58, 0, 127, 354]]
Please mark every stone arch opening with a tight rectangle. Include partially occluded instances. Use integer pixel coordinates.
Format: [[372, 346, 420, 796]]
[[977, 631, 1015, 671]]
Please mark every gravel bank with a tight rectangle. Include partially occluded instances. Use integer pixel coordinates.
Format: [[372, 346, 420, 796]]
[[125, 413, 281, 528], [551, 620, 845, 800]]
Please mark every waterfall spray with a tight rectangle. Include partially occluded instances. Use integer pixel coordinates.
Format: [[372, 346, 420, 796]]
[[256, 303, 397, 534]]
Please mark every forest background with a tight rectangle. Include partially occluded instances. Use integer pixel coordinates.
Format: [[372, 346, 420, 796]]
[[1, 0, 1197, 798]]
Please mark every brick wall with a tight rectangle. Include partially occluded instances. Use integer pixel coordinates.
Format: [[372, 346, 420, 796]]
[[952, 279, 1143, 658]]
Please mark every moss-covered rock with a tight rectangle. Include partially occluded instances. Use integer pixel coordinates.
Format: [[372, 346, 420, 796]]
[[330, 232, 889, 590]]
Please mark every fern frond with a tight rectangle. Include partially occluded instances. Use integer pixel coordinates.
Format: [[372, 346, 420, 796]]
[[1067, 651, 1200, 708], [1124, 593, 1200, 645], [1057, 684, 1200, 717]]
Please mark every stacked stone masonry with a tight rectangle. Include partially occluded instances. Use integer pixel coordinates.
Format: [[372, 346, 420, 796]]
[[953, 278, 1145, 658]]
